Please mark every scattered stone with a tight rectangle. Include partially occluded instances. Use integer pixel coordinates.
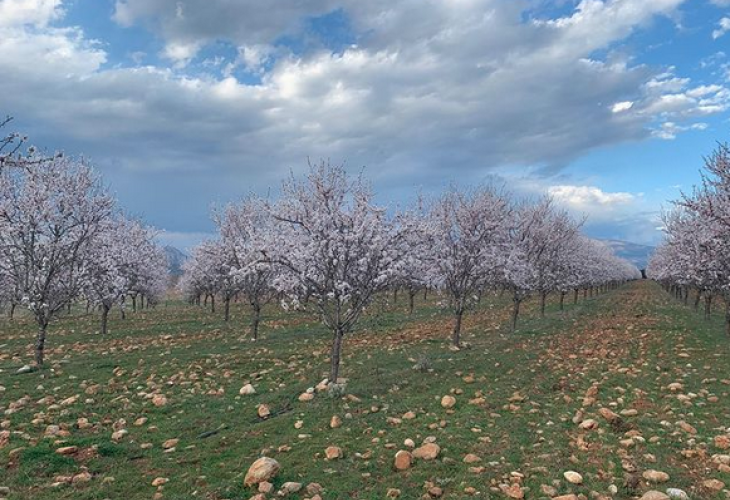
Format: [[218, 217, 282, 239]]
[[325, 446, 343, 460], [677, 421, 696, 435], [579, 419, 598, 430], [499, 483, 524, 499], [258, 481, 274, 494], [441, 395, 456, 409], [152, 394, 167, 407], [44, 425, 61, 437], [280, 482, 303, 495], [665, 488, 689, 500], [17, 365, 32, 374], [563, 471, 583, 484], [151, 477, 169, 487], [257, 404, 270, 419], [714, 435, 730, 450], [598, 407, 621, 423], [330, 415, 342, 429], [643, 470, 670, 483], [413, 443, 440, 460], [111, 429, 128, 441], [244, 457, 280, 487], [306, 483, 323, 496], [239, 384, 256, 396], [394, 450, 412, 470], [71, 472, 92, 484], [55, 446, 77, 455], [463, 453, 481, 464], [298, 392, 315, 402], [162, 438, 179, 449], [703, 479, 725, 491]]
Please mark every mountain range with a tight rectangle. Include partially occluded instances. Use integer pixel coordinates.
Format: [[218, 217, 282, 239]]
[[600, 239, 655, 270]]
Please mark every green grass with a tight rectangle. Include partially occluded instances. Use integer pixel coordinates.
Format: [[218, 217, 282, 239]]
[[1, 283, 729, 499]]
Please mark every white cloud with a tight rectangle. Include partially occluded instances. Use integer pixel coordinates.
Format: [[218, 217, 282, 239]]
[[0, 0, 726, 235], [0, 0, 62, 27], [548, 185, 636, 209], [611, 101, 634, 113], [652, 121, 708, 140], [713, 17, 730, 39]]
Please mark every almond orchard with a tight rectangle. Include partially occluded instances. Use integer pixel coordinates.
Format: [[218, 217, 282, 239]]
[[2, 121, 730, 500]]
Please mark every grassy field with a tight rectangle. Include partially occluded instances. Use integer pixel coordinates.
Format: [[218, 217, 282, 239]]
[[1, 282, 729, 500]]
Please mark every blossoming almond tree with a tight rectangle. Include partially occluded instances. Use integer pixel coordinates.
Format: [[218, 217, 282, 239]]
[[421, 186, 512, 347], [82, 217, 167, 333], [0, 157, 115, 365], [217, 197, 278, 339], [263, 162, 404, 382], [180, 242, 223, 313]]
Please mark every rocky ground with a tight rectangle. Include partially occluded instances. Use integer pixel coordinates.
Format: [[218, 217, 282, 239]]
[[1, 281, 729, 500]]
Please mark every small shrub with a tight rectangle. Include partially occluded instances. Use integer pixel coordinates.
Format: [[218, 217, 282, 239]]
[[327, 382, 347, 399], [412, 354, 433, 372]]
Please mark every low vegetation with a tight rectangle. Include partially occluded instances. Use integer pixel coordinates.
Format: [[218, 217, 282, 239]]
[[1, 282, 729, 500]]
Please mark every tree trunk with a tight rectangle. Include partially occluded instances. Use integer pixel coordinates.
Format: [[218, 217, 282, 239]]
[[423, 287, 428, 300], [9, 302, 15, 320], [224, 297, 230, 322], [452, 309, 463, 347], [560, 292, 566, 311], [705, 294, 713, 320], [694, 290, 701, 313], [408, 290, 416, 316], [540, 291, 547, 318], [573, 289, 579, 305], [35, 323, 47, 366], [120, 306, 125, 320], [511, 295, 521, 332], [101, 304, 109, 335], [251, 302, 261, 340], [683, 287, 689, 306], [210, 294, 215, 314], [330, 327, 344, 382], [132, 295, 137, 312], [725, 298, 730, 338], [393, 288, 398, 304]]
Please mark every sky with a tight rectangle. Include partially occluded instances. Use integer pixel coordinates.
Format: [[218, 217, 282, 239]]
[[1, 0, 730, 251]]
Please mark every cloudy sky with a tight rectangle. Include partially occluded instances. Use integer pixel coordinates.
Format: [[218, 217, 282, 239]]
[[2, 0, 730, 250]]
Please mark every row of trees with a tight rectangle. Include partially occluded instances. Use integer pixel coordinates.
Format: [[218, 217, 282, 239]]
[[0, 118, 168, 365], [648, 143, 730, 335], [181, 163, 639, 381]]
